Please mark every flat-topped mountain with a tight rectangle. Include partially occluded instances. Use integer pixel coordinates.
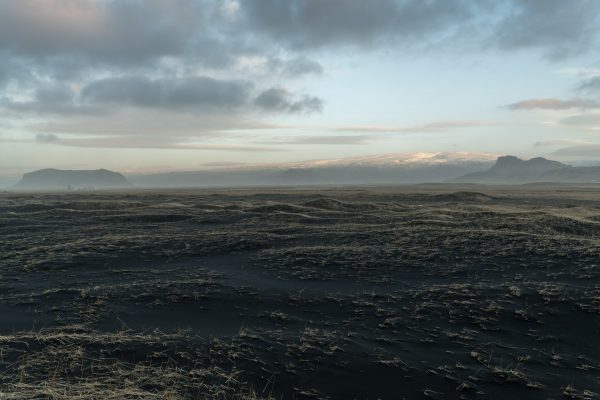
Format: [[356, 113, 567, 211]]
[[455, 156, 600, 183], [14, 168, 132, 190]]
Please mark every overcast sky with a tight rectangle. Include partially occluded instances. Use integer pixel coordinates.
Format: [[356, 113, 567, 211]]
[[2, 0, 600, 176]]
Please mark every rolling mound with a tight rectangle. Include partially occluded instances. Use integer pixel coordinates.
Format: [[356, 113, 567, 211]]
[[431, 191, 495, 202]]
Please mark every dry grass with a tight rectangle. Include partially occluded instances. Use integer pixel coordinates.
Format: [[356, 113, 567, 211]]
[[1, 187, 600, 398], [0, 325, 270, 400]]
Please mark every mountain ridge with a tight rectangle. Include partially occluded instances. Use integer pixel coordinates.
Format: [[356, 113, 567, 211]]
[[455, 155, 600, 183], [11, 154, 600, 190]]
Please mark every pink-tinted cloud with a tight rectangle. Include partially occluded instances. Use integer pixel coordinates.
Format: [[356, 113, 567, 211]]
[[505, 98, 600, 110], [335, 120, 493, 133]]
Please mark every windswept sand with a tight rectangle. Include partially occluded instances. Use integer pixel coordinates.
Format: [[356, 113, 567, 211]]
[[1, 185, 599, 399]]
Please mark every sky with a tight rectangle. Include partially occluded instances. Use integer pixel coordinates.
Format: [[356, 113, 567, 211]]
[[3, 0, 600, 178]]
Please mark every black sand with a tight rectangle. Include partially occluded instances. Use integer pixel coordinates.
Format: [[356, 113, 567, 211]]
[[1, 185, 599, 399]]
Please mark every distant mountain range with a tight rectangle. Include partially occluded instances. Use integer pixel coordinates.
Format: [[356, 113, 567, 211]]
[[129, 164, 488, 187], [454, 155, 600, 183], [129, 152, 496, 187], [13, 168, 132, 190], [10, 154, 600, 190]]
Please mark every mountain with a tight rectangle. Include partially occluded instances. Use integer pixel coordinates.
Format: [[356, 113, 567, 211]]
[[455, 156, 600, 183], [494, 155, 566, 172], [18, 154, 597, 190], [283, 152, 497, 168], [130, 152, 496, 188], [13, 168, 132, 191], [131, 164, 489, 188]]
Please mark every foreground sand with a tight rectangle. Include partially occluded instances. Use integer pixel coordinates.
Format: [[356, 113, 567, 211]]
[[1, 185, 599, 399]]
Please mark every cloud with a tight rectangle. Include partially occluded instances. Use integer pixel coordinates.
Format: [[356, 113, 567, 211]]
[[240, 0, 600, 60], [558, 114, 600, 127], [0, 56, 35, 89], [577, 77, 600, 93], [0, 84, 102, 115], [239, 0, 475, 50], [0, 0, 231, 67], [336, 120, 492, 133], [29, 110, 285, 137], [552, 144, 600, 157], [254, 87, 323, 113], [555, 68, 600, 78], [289, 135, 369, 145], [37, 135, 285, 152], [35, 133, 60, 143], [2, 0, 599, 156], [235, 56, 324, 78], [0, 84, 103, 115], [197, 161, 250, 168], [2, 76, 322, 116], [505, 98, 600, 110], [493, 0, 600, 60], [270, 57, 324, 77], [261, 135, 370, 145], [81, 76, 253, 110], [533, 139, 589, 147], [0, 0, 593, 88]]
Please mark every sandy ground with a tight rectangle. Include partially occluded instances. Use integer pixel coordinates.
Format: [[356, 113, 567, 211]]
[[0, 185, 599, 399]]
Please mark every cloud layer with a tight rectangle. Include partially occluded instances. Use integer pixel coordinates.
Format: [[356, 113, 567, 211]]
[[505, 98, 600, 110], [2, 1, 599, 108], [2, 0, 600, 156]]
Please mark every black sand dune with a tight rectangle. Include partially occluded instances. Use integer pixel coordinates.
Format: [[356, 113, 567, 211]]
[[0, 186, 599, 399]]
